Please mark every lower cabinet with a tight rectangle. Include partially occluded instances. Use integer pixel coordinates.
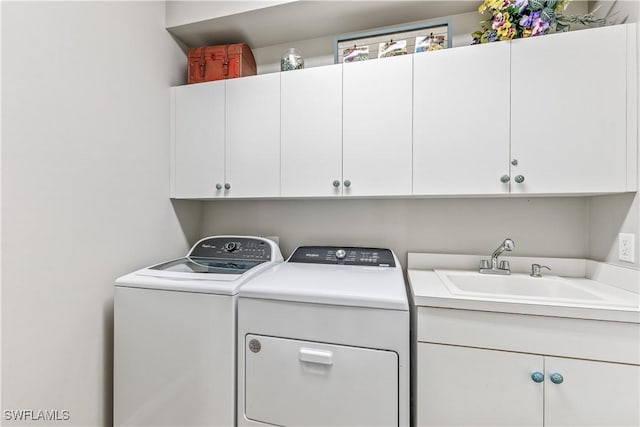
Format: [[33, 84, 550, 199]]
[[544, 356, 640, 427], [417, 343, 640, 427], [417, 343, 543, 426]]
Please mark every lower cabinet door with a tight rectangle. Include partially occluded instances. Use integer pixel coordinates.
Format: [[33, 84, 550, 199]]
[[244, 334, 398, 426], [544, 356, 640, 427], [417, 343, 544, 426]]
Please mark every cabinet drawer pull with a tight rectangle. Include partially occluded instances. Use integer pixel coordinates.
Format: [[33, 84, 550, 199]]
[[333, 180, 341, 188], [514, 175, 525, 184], [500, 175, 510, 183], [343, 180, 351, 188], [216, 183, 222, 190], [224, 183, 231, 190], [549, 373, 564, 384], [531, 371, 544, 383]]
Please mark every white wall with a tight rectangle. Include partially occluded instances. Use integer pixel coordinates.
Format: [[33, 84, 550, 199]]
[[166, 0, 295, 28], [200, 198, 588, 265], [251, 10, 482, 74], [0, 0, 3, 414], [587, 0, 640, 269], [164, 0, 589, 74], [588, 193, 639, 266], [1, 2, 201, 425]]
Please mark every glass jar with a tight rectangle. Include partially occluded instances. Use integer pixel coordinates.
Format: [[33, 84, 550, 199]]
[[281, 48, 304, 71]]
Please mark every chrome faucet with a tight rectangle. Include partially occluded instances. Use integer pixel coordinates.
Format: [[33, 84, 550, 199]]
[[480, 238, 515, 275]]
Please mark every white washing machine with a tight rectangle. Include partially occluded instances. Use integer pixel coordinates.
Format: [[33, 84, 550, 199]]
[[237, 246, 410, 427], [114, 236, 283, 427]]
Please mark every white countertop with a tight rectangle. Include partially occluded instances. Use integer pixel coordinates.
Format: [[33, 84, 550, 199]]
[[408, 254, 640, 323]]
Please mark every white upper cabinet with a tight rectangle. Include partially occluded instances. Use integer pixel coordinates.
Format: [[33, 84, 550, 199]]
[[281, 64, 343, 197], [225, 73, 281, 198], [413, 42, 511, 195], [511, 25, 633, 194], [171, 81, 225, 198], [343, 55, 413, 197], [171, 24, 637, 199]]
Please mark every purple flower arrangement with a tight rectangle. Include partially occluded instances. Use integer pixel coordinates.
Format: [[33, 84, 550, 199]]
[[472, 0, 571, 44]]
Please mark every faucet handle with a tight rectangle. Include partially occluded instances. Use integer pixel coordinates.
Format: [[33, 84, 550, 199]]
[[499, 260, 510, 271], [480, 259, 490, 269]]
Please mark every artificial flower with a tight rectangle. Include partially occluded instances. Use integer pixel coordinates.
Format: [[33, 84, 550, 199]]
[[472, 0, 572, 44]]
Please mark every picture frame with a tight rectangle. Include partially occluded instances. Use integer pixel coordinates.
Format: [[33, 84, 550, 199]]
[[334, 20, 451, 64]]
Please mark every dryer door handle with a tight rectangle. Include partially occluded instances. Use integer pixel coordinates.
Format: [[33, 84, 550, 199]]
[[299, 348, 333, 365]]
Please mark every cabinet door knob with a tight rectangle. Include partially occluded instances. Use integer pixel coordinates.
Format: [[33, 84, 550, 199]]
[[500, 175, 510, 183], [511, 159, 518, 166], [514, 175, 525, 184], [549, 373, 564, 384], [333, 180, 341, 188], [343, 180, 351, 188], [224, 183, 231, 190], [531, 371, 544, 383], [216, 183, 222, 190]]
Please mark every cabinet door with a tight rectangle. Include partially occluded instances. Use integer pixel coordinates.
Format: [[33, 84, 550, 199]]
[[545, 356, 640, 427], [417, 343, 543, 426], [225, 73, 280, 197], [343, 55, 413, 196], [281, 65, 343, 197], [511, 25, 629, 194], [413, 43, 510, 195], [171, 82, 225, 198]]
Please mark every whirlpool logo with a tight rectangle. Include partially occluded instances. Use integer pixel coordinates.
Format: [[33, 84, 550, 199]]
[[3, 409, 70, 421]]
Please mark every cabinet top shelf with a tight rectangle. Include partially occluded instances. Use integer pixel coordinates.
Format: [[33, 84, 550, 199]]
[[166, 0, 478, 50]]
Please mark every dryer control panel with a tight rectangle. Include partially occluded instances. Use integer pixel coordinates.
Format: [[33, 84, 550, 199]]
[[288, 246, 395, 267], [188, 237, 272, 261]]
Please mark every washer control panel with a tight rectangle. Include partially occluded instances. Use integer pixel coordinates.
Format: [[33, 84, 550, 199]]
[[188, 237, 272, 261], [288, 246, 395, 267]]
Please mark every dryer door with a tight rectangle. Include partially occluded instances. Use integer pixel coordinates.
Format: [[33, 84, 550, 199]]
[[244, 334, 398, 426]]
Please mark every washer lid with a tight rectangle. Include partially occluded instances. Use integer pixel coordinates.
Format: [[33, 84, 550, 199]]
[[116, 259, 279, 295], [239, 248, 408, 311], [149, 257, 265, 275], [115, 236, 283, 295]]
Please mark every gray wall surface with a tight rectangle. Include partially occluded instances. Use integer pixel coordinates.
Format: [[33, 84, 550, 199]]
[[1, 2, 200, 425], [587, 0, 640, 269], [200, 198, 589, 266]]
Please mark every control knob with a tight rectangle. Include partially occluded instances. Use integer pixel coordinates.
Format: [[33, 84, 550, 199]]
[[335, 249, 346, 259], [223, 242, 238, 252]]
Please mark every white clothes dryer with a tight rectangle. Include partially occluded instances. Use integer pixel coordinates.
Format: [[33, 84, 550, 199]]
[[114, 236, 282, 427], [237, 246, 410, 427]]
